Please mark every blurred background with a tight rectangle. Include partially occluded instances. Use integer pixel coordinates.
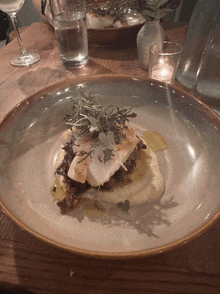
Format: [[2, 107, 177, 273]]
[[0, 0, 198, 49]]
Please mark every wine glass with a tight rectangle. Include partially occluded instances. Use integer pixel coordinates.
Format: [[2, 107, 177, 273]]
[[0, 0, 40, 66]]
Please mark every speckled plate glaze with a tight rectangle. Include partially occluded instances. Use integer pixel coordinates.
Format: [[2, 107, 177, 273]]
[[0, 75, 220, 258]]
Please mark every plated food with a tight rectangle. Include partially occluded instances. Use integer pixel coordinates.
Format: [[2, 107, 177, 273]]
[[86, 2, 145, 29], [1, 75, 220, 257], [51, 95, 167, 216], [86, 1, 145, 47]]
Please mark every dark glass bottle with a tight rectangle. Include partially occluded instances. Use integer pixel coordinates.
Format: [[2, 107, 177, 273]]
[[0, 10, 10, 43]]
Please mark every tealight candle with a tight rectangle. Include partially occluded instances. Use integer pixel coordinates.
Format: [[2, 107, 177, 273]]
[[151, 63, 174, 83], [148, 41, 182, 84]]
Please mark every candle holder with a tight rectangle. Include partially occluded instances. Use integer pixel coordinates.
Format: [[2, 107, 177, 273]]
[[148, 41, 182, 84]]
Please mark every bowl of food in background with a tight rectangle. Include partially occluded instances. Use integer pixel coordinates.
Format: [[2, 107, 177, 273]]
[[86, 0, 145, 47]]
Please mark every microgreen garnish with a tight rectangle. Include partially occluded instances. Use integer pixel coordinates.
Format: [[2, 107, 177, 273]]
[[77, 150, 94, 164], [64, 94, 137, 163]]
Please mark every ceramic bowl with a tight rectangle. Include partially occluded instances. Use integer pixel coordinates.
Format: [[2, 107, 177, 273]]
[[86, 0, 145, 47], [0, 75, 220, 258]]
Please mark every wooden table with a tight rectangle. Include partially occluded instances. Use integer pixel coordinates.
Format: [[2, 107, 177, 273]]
[[0, 22, 220, 294]]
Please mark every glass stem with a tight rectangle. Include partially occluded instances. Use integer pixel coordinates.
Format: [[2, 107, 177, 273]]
[[9, 13, 27, 56]]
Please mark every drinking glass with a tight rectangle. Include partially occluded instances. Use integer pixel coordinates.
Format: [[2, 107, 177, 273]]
[[0, 0, 40, 66], [49, 0, 88, 67], [148, 41, 182, 84]]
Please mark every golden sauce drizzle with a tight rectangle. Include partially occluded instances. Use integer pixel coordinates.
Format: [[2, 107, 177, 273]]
[[142, 131, 168, 152], [51, 179, 66, 201], [78, 198, 106, 219]]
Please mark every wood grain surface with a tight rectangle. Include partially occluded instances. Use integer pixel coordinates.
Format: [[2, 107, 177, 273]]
[[0, 22, 220, 294]]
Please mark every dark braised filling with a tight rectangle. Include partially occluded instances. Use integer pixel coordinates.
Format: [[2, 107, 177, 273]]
[[55, 138, 146, 214]]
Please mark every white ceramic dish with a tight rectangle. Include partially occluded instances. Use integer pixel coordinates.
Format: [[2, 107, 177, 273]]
[[0, 75, 220, 258]]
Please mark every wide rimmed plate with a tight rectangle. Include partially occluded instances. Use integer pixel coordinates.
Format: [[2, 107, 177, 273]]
[[0, 74, 220, 258]]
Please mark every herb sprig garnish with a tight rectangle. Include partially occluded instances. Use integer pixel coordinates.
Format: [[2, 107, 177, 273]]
[[64, 95, 137, 163]]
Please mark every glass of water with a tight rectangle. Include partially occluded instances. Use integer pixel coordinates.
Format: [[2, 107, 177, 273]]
[[49, 0, 89, 67], [0, 0, 40, 66]]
